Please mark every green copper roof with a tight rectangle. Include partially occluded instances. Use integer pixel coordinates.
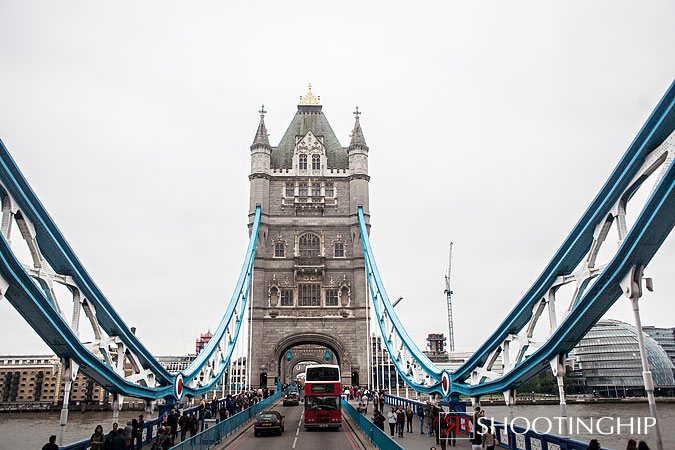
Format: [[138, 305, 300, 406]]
[[270, 105, 349, 169]]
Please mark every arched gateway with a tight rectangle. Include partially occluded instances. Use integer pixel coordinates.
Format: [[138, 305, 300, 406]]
[[247, 87, 371, 390]]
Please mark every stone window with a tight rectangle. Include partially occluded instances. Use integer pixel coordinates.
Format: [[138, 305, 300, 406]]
[[299, 233, 321, 257], [280, 289, 293, 306], [274, 242, 285, 258], [298, 284, 321, 306], [326, 289, 339, 307], [325, 183, 334, 197], [312, 154, 320, 170], [299, 183, 308, 196], [334, 242, 344, 258], [299, 154, 307, 170], [311, 183, 321, 197], [285, 183, 294, 197]]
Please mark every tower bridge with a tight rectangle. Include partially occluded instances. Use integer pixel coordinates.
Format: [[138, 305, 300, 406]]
[[0, 81, 674, 449], [247, 86, 370, 391]]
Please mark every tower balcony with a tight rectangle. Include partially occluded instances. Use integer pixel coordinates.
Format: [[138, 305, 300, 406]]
[[293, 256, 325, 280], [281, 195, 338, 213]]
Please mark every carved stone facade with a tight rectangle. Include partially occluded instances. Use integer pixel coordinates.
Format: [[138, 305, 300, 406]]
[[247, 94, 370, 388]]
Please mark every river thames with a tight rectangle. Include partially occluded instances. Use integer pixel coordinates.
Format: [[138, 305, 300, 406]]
[[1, 402, 673, 449]]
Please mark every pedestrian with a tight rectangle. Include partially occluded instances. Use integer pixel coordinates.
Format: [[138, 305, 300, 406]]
[[136, 415, 144, 449], [388, 407, 397, 437], [424, 401, 434, 436], [433, 409, 440, 444], [189, 414, 200, 437], [625, 440, 637, 450], [198, 399, 206, 430], [439, 414, 450, 450], [470, 427, 482, 450], [446, 409, 456, 447], [211, 398, 218, 418], [106, 423, 119, 448], [130, 419, 138, 450], [167, 409, 178, 445], [588, 439, 601, 450], [219, 402, 227, 422], [396, 406, 405, 437], [360, 393, 369, 414], [112, 429, 126, 450], [471, 406, 484, 449], [637, 442, 650, 450], [483, 427, 498, 450], [373, 394, 379, 412], [179, 411, 190, 441], [123, 421, 133, 449], [90, 425, 105, 450], [417, 404, 425, 434], [160, 427, 172, 450], [373, 409, 385, 431], [41, 435, 58, 450], [405, 405, 414, 433]]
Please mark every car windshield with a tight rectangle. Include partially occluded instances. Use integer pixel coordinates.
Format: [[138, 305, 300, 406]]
[[305, 396, 339, 410], [258, 414, 278, 421]]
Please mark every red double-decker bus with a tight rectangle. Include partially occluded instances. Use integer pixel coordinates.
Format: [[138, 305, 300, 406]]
[[303, 364, 341, 429]]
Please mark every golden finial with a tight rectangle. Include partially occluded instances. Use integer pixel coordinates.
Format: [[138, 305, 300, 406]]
[[299, 83, 321, 105]]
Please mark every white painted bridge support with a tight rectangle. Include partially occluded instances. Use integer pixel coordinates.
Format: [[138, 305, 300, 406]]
[[0, 274, 9, 302], [503, 389, 516, 424], [621, 265, 663, 450], [112, 393, 124, 427], [144, 399, 155, 418], [550, 354, 568, 435], [58, 359, 79, 446]]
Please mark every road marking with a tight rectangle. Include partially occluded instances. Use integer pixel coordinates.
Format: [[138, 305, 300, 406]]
[[295, 428, 299, 436], [343, 419, 361, 450], [292, 436, 298, 448]]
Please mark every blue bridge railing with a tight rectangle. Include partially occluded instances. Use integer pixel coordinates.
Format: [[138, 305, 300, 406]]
[[61, 391, 281, 450], [382, 394, 603, 450], [342, 399, 404, 450], [169, 390, 282, 450]]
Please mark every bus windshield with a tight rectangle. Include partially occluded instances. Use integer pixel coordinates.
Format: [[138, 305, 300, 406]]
[[305, 367, 339, 381], [305, 396, 339, 410]]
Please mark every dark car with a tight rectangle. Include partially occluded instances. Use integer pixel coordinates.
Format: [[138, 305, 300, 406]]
[[283, 391, 299, 406], [254, 410, 284, 436]]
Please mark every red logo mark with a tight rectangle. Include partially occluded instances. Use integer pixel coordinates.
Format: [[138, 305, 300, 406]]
[[444, 415, 471, 435]]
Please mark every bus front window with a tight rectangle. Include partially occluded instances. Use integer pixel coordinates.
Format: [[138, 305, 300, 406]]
[[305, 396, 339, 410]]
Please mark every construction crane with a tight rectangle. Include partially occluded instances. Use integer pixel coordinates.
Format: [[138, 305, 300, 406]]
[[444, 242, 456, 352]]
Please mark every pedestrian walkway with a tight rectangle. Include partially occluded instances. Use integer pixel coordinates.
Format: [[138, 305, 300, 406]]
[[348, 400, 473, 450]]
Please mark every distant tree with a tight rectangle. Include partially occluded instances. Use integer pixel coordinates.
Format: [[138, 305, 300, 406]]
[[517, 367, 572, 395]]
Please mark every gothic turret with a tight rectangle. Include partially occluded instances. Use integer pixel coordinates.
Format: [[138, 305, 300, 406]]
[[348, 107, 368, 151], [251, 106, 271, 150], [348, 106, 369, 214], [249, 105, 271, 218]]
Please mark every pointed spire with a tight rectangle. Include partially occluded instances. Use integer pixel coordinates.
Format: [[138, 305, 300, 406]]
[[251, 104, 271, 149], [349, 106, 368, 149]]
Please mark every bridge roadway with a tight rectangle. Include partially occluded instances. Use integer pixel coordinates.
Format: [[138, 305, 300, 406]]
[[215, 399, 366, 450]]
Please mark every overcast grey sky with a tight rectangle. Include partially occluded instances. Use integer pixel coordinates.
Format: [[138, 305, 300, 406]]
[[0, 1, 674, 357]]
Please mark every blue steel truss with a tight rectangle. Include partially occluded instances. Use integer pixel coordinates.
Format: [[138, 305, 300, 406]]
[[0, 80, 674, 404], [358, 79, 675, 398], [0, 139, 260, 401]]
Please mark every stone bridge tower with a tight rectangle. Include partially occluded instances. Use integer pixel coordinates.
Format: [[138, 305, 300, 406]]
[[247, 85, 370, 389]]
